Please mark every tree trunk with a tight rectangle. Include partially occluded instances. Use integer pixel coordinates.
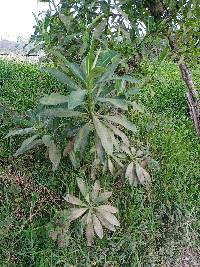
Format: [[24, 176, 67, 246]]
[[168, 38, 200, 139]]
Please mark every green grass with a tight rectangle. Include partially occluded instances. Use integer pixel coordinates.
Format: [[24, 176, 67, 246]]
[[0, 59, 200, 266]]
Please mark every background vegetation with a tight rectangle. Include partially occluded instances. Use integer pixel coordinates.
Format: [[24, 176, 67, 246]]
[[1, 58, 200, 266]]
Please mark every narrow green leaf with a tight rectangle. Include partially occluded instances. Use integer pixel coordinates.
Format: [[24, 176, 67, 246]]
[[96, 50, 118, 67], [74, 123, 92, 154], [97, 97, 128, 110], [42, 135, 61, 171], [42, 67, 83, 91], [40, 93, 68, 106], [93, 116, 113, 155], [104, 115, 137, 133], [5, 127, 35, 138], [41, 108, 82, 118], [14, 135, 41, 156], [68, 90, 86, 110]]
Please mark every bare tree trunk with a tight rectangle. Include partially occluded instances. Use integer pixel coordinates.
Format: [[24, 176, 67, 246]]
[[168, 37, 200, 139]]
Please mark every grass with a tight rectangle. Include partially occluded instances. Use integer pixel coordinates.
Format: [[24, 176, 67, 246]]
[[0, 59, 200, 266]]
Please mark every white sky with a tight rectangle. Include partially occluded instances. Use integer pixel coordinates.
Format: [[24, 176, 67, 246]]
[[0, 0, 50, 41]]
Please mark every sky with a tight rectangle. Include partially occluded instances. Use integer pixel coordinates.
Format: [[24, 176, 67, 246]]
[[0, 0, 51, 41]]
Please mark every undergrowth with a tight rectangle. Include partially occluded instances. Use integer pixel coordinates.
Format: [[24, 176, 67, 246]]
[[0, 59, 200, 266]]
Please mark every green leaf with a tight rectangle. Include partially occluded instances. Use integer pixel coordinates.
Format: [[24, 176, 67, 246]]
[[93, 116, 113, 155], [96, 50, 118, 67], [41, 108, 82, 118], [14, 135, 40, 156], [5, 127, 35, 138], [97, 97, 129, 110], [74, 123, 92, 154], [40, 93, 68, 106], [93, 20, 107, 39], [128, 101, 145, 113], [76, 178, 87, 198], [52, 51, 86, 81], [113, 75, 139, 84], [68, 90, 86, 110], [42, 67, 83, 91], [104, 115, 137, 133], [42, 135, 61, 171]]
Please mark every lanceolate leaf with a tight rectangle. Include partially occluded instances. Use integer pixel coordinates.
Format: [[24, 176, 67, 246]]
[[96, 191, 112, 203], [98, 205, 118, 214], [86, 212, 94, 246], [97, 97, 129, 110], [105, 123, 130, 146], [74, 123, 92, 154], [42, 67, 83, 91], [104, 115, 137, 133], [96, 209, 120, 227], [14, 135, 41, 156], [64, 194, 86, 207], [96, 213, 116, 232], [91, 180, 100, 201], [68, 90, 86, 110], [135, 163, 150, 185], [93, 116, 113, 155], [5, 127, 36, 138], [96, 50, 118, 67], [41, 108, 82, 118], [93, 214, 103, 239], [42, 135, 61, 171], [107, 158, 114, 175], [76, 178, 87, 198], [125, 162, 137, 186], [95, 134, 105, 163], [69, 208, 88, 221], [40, 93, 68, 106]]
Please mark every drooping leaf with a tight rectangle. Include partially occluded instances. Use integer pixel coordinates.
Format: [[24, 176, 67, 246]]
[[91, 180, 100, 201], [104, 115, 137, 133], [42, 67, 83, 91], [97, 97, 129, 110], [5, 128, 36, 138], [40, 93, 68, 106], [93, 214, 103, 239], [96, 209, 120, 227], [95, 134, 105, 163], [41, 108, 82, 118], [68, 90, 86, 110], [93, 116, 113, 155], [105, 123, 130, 146], [98, 205, 118, 214], [135, 163, 150, 185], [125, 162, 138, 186], [42, 135, 61, 171], [121, 143, 132, 156], [96, 191, 112, 203], [64, 194, 86, 207], [76, 178, 87, 198], [74, 123, 92, 154], [69, 208, 88, 221], [14, 135, 41, 156], [86, 212, 94, 246]]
